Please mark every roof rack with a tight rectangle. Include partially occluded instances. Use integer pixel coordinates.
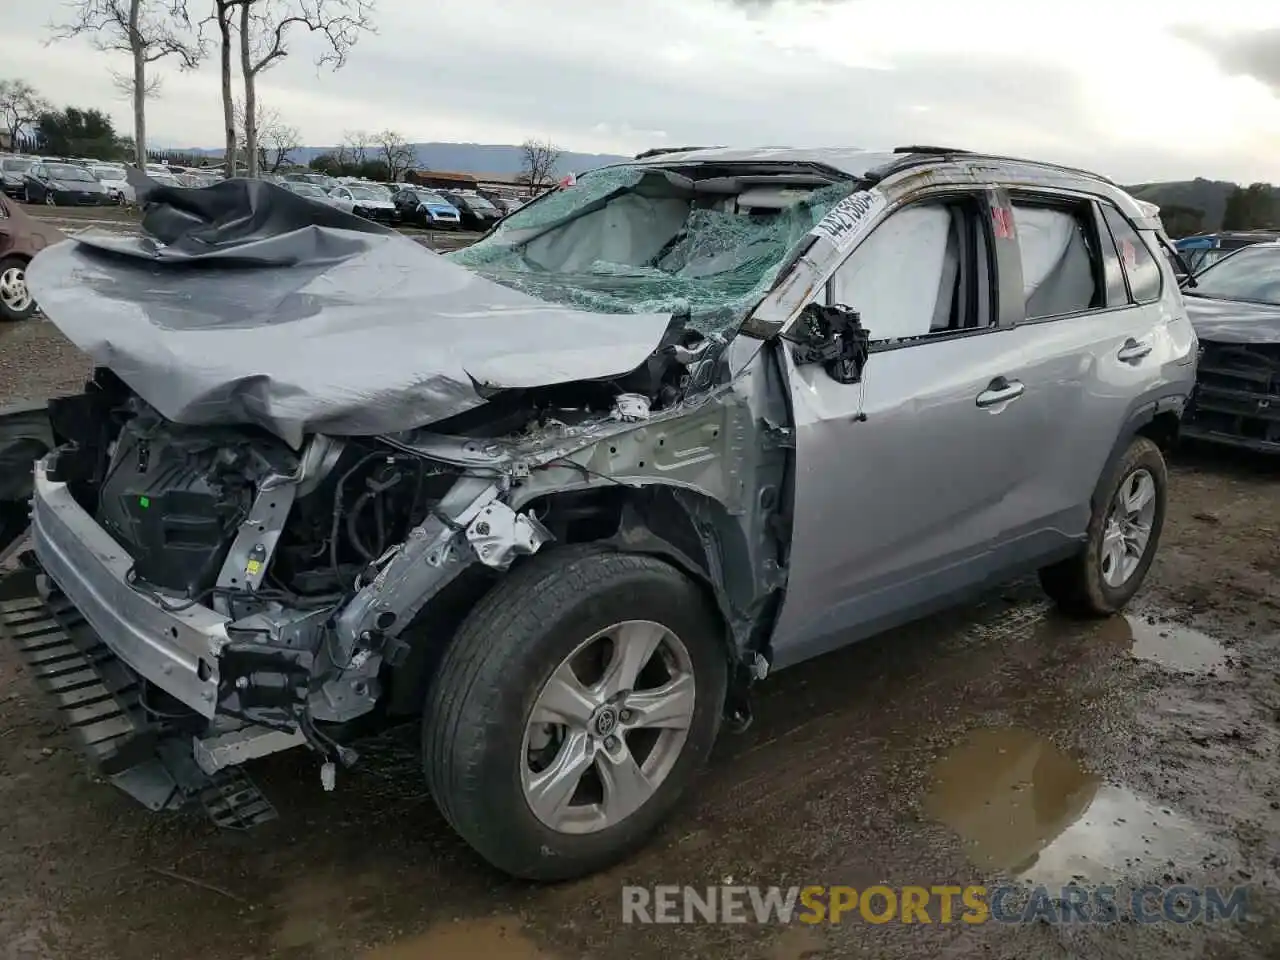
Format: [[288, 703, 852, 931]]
[[633, 146, 727, 160], [870, 149, 1117, 188], [891, 145, 973, 155]]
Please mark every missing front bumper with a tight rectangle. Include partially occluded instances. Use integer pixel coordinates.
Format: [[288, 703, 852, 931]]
[[0, 568, 278, 828]]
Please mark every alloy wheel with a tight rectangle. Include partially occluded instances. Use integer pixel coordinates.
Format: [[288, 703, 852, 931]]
[[1100, 467, 1157, 588], [0, 267, 32, 314], [521, 620, 696, 835]]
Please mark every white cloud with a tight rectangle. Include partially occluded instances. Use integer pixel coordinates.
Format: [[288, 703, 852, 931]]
[[4, 0, 1280, 182]]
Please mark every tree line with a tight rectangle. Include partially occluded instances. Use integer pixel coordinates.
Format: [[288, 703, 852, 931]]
[[1, 0, 566, 188], [1143, 183, 1279, 239]]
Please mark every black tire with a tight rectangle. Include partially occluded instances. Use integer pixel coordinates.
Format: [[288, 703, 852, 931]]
[[0, 257, 35, 322], [1039, 436, 1167, 617], [422, 547, 728, 881]]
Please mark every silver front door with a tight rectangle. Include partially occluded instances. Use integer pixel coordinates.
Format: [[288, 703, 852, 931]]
[[770, 192, 1048, 667]]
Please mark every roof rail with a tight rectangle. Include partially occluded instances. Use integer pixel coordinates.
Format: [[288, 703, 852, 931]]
[[892, 145, 973, 155], [869, 150, 1117, 188], [633, 145, 727, 160]]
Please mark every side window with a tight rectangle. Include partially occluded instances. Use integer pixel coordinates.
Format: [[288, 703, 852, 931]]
[[828, 199, 990, 343], [1101, 205, 1161, 302], [1010, 201, 1103, 319]]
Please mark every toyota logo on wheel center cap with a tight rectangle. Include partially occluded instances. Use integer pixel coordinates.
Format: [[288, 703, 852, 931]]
[[594, 707, 619, 737]]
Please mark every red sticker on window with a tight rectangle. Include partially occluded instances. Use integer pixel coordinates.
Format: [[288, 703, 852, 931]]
[[1121, 238, 1137, 267], [992, 207, 1014, 239]]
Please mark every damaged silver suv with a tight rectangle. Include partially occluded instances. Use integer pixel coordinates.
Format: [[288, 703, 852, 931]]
[[0, 147, 1197, 880]]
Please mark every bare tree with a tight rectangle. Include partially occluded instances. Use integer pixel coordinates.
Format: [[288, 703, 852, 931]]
[[0, 80, 50, 146], [336, 128, 369, 169], [234, 97, 299, 173], [520, 138, 563, 190], [110, 68, 164, 100], [374, 129, 414, 181], [236, 0, 374, 177], [208, 0, 242, 178], [50, 1, 205, 168]]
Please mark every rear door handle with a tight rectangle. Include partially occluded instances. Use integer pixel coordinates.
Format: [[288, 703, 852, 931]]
[[1117, 338, 1153, 363], [975, 377, 1025, 408]]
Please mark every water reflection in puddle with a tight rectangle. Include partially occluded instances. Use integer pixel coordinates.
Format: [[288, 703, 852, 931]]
[[1093, 614, 1230, 674], [924, 727, 1216, 886], [363, 915, 555, 959]]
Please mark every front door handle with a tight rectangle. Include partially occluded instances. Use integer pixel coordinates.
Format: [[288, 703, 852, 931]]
[[1117, 338, 1153, 363], [975, 376, 1025, 408]]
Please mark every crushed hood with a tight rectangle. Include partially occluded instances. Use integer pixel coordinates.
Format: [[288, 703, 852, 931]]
[[1184, 294, 1280, 344], [26, 178, 674, 448]]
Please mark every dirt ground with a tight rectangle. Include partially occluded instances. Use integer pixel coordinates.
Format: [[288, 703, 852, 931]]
[[2, 319, 1280, 959]]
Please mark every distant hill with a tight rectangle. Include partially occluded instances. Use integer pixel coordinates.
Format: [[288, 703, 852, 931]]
[[1123, 178, 1243, 233], [180, 141, 631, 176]]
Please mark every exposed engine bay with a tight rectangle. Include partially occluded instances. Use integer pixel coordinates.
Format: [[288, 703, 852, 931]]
[[3, 159, 852, 792]]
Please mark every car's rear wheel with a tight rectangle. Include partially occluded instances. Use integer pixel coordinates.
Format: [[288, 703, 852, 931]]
[[422, 547, 728, 880], [0, 258, 35, 322], [1040, 435, 1167, 617]]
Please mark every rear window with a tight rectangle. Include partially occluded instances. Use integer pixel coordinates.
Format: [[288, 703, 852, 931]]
[[1101, 206, 1161, 303]]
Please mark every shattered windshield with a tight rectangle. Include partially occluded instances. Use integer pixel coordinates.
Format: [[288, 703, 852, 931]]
[[447, 164, 855, 334]]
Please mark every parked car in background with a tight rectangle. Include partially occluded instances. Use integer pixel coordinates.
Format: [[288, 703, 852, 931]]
[[1180, 241, 1280, 452], [0, 193, 64, 321], [440, 189, 504, 231], [392, 186, 462, 228], [0, 147, 1195, 882], [89, 163, 134, 204], [284, 172, 339, 192], [1175, 231, 1280, 275], [22, 161, 111, 207], [281, 179, 353, 213], [1, 157, 35, 199], [330, 183, 397, 223]]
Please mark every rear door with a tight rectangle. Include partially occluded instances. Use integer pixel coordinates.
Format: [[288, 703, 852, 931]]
[[771, 188, 1055, 666], [988, 192, 1166, 539]]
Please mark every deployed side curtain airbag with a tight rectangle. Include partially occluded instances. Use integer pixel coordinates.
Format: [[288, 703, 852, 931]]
[[829, 205, 954, 342], [1012, 205, 1097, 318]]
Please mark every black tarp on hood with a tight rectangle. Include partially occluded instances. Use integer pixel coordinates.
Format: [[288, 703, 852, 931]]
[[26, 178, 674, 448], [1185, 294, 1280, 345]]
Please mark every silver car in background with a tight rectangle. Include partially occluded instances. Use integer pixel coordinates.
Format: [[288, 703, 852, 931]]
[[0, 147, 1196, 883]]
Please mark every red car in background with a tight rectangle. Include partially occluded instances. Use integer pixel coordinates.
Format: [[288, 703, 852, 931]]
[[0, 194, 65, 321]]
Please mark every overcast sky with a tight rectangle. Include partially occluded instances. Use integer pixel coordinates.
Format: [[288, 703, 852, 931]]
[[5, 0, 1280, 183]]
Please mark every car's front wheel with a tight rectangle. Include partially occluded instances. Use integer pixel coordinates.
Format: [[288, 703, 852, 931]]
[[0, 257, 35, 322], [43, 191, 56, 207], [1040, 435, 1167, 616], [423, 547, 728, 880]]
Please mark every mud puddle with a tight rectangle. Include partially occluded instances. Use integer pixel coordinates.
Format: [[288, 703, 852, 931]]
[[364, 915, 555, 959], [1091, 613, 1231, 675], [924, 727, 1224, 886]]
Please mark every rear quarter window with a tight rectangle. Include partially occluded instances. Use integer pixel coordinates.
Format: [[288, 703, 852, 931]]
[[1101, 206, 1161, 303]]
